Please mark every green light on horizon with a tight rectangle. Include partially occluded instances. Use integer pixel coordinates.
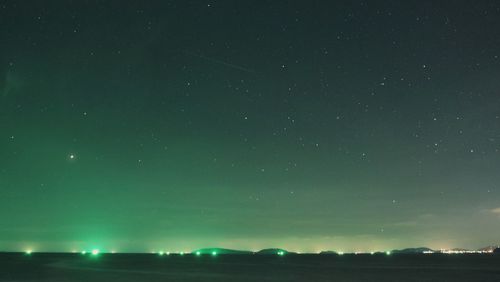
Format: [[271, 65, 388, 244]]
[[212, 251, 217, 256], [81, 251, 87, 255], [91, 249, 100, 256], [195, 251, 201, 256], [386, 251, 391, 255], [25, 250, 32, 255], [277, 251, 285, 256]]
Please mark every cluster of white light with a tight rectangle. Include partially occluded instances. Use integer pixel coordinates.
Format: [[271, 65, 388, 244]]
[[437, 249, 493, 254], [78, 249, 99, 255]]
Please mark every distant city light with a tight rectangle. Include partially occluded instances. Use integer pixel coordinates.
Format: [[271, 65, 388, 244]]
[[12, 248, 474, 256], [439, 249, 492, 254]]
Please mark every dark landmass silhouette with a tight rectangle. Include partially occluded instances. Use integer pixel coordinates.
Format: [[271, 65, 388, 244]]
[[2, 245, 499, 255], [256, 248, 293, 255], [319, 251, 339, 255], [391, 247, 434, 254]]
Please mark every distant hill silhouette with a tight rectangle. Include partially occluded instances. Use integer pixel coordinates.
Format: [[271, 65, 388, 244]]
[[319, 251, 337, 255], [257, 248, 292, 255], [391, 247, 434, 254], [191, 248, 295, 255]]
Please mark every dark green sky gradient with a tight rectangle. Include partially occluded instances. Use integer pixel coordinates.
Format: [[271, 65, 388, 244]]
[[1, 0, 500, 252]]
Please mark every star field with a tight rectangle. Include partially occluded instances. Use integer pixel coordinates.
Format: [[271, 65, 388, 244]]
[[1, 0, 500, 253]]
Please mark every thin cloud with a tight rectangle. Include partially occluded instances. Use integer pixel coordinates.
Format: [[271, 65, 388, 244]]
[[490, 207, 500, 214]]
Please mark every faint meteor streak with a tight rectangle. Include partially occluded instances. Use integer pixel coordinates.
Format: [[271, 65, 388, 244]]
[[184, 51, 255, 73]]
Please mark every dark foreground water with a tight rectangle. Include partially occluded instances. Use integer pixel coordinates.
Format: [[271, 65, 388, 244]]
[[1, 253, 500, 282]]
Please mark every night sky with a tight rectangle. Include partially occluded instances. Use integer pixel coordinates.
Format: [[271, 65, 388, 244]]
[[1, 1, 500, 253]]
